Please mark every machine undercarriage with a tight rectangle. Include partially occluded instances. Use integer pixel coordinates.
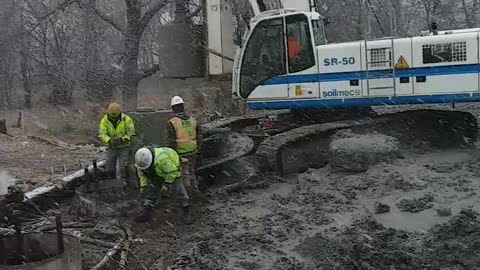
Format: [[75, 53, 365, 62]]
[[199, 108, 478, 178]]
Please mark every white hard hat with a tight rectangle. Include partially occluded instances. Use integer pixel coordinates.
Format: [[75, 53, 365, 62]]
[[171, 96, 184, 107], [135, 148, 153, 170]]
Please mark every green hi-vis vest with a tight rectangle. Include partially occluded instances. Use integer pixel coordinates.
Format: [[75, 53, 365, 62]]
[[98, 113, 135, 149], [136, 148, 181, 188], [169, 116, 197, 155]]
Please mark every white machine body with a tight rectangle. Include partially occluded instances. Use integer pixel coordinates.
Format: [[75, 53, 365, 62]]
[[233, 10, 480, 110]]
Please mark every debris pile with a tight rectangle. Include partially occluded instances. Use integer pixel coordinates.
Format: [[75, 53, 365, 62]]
[[397, 194, 435, 213]]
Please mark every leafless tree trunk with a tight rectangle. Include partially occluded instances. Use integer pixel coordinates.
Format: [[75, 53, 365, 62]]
[[0, 0, 15, 109], [461, 0, 480, 28], [422, 0, 441, 28], [83, 0, 113, 103], [20, 9, 32, 108], [122, 1, 144, 110], [20, 49, 32, 109], [89, 0, 164, 110], [391, 0, 403, 36], [355, 0, 365, 39]]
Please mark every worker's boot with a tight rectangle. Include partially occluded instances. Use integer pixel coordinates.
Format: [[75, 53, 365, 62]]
[[182, 205, 193, 225], [134, 207, 153, 223]]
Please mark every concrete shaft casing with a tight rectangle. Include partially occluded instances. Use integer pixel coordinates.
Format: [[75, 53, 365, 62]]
[[157, 24, 205, 78], [0, 233, 81, 270]]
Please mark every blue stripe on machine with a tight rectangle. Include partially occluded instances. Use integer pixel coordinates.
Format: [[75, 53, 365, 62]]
[[247, 93, 480, 110], [261, 64, 480, 85]]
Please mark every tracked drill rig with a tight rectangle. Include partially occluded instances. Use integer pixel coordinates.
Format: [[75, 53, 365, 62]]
[[200, 0, 479, 177]]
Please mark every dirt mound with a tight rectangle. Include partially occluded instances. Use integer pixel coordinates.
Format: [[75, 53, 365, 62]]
[[397, 194, 435, 213], [430, 209, 480, 239], [296, 210, 480, 269], [296, 217, 420, 269], [423, 210, 480, 269]]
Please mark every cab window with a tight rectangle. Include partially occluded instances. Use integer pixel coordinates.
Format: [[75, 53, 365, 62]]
[[312, 19, 326, 46], [286, 14, 315, 73], [239, 18, 286, 99]]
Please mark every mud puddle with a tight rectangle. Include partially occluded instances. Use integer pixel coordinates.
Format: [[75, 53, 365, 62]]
[[168, 147, 480, 270], [5, 143, 480, 269]]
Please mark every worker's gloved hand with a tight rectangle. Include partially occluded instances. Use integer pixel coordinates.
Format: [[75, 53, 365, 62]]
[[161, 185, 169, 193], [109, 139, 120, 146]]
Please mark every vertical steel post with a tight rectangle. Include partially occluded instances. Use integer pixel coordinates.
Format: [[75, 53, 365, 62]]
[[56, 215, 65, 254], [0, 237, 6, 265], [15, 224, 24, 264]]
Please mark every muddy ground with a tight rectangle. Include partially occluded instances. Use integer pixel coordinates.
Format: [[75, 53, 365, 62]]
[[0, 98, 225, 188], [161, 145, 480, 270], [0, 133, 99, 190], [22, 135, 479, 270], [0, 105, 103, 189], [2, 102, 480, 269]]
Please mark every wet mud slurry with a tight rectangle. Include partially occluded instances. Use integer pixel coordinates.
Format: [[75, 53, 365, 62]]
[[7, 131, 480, 269], [296, 209, 480, 269], [162, 132, 480, 270]]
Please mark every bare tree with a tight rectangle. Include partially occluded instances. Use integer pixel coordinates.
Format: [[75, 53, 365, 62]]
[[82, 0, 114, 103], [84, 0, 172, 110], [421, 0, 441, 28], [461, 0, 480, 28], [23, 0, 84, 105], [0, 0, 19, 109], [20, 7, 32, 108], [316, 0, 365, 41], [2, 0, 478, 111]]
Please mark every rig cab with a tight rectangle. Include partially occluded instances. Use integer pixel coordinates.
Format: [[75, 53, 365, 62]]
[[233, 9, 327, 101]]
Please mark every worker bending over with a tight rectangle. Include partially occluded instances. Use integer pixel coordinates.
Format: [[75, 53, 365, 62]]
[[167, 96, 201, 194], [134, 147, 191, 223], [98, 103, 135, 184]]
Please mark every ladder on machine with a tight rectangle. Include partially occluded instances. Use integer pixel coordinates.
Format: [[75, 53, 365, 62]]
[[363, 3, 397, 97]]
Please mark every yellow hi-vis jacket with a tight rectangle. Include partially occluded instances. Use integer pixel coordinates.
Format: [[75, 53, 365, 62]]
[[136, 148, 181, 188], [98, 113, 135, 149], [168, 116, 198, 155]]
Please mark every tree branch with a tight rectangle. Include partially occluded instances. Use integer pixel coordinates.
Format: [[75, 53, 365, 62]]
[[186, 6, 203, 19], [87, 3, 126, 34], [140, 0, 169, 29], [140, 0, 154, 7], [21, 0, 78, 38], [140, 64, 160, 78]]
